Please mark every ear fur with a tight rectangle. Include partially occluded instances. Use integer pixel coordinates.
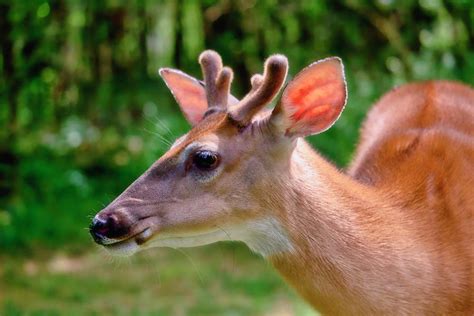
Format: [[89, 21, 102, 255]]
[[272, 57, 347, 137], [159, 68, 208, 125], [159, 68, 239, 126]]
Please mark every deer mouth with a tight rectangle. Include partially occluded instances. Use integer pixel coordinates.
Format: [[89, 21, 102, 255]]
[[143, 229, 230, 249], [100, 228, 152, 257], [102, 226, 233, 256]]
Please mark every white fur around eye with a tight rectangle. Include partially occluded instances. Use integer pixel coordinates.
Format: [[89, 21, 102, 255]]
[[191, 167, 221, 183]]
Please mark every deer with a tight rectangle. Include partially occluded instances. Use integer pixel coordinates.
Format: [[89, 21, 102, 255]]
[[90, 50, 474, 314]]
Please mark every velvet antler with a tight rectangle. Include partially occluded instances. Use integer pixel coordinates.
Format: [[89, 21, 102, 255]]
[[229, 55, 288, 125]]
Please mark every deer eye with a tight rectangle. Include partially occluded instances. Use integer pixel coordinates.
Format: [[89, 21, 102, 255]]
[[192, 150, 220, 171]]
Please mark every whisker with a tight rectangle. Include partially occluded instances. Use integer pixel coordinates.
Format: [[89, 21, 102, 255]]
[[175, 248, 205, 286], [143, 250, 162, 288], [152, 116, 176, 139], [215, 225, 231, 240], [216, 225, 236, 273], [142, 127, 173, 147], [144, 116, 176, 147]]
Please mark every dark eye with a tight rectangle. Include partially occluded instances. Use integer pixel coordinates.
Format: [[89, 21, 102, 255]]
[[192, 150, 220, 171]]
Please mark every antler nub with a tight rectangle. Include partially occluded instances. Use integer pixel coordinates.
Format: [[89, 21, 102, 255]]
[[230, 54, 288, 125], [250, 74, 264, 92]]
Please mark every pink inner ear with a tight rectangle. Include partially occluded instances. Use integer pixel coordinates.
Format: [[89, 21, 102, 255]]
[[160, 69, 208, 125], [281, 58, 346, 136]]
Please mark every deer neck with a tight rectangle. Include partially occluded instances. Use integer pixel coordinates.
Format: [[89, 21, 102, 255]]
[[265, 139, 422, 314]]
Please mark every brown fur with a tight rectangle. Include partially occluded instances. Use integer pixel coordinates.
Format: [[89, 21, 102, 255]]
[[266, 81, 473, 314]]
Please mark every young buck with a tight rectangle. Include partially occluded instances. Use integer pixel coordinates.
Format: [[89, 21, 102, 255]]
[[90, 51, 474, 314]]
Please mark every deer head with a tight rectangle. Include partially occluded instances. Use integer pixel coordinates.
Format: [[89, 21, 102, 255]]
[[90, 50, 347, 257]]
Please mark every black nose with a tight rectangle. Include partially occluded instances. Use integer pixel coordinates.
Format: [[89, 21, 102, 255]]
[[89, 214, 128, 244]]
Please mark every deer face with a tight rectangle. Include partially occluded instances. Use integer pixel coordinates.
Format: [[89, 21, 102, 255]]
[[90, 51, 347, 257]]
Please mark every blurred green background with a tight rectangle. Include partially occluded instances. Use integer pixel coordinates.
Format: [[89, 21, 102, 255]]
[[0, 0, 472, 315]]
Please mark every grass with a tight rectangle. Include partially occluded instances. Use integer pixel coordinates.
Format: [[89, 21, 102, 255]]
[[1, 243, 318, 316]]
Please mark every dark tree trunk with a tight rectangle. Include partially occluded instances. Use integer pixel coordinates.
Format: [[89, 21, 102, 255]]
[[138, 0, 148, 76], [0, 3, 19, 201], [174, 0, 182, 68]]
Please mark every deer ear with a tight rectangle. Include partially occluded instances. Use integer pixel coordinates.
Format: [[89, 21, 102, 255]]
[[159, 68, 208, 125], [272, 57, 347, 137]]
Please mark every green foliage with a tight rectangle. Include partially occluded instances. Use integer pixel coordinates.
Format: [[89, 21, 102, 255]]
[[0, 0, 472, 252]]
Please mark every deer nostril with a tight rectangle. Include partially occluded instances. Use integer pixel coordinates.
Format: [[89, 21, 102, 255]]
[[89, 213, 130, 244], [90, 217, 108, 244], [95, 218, 109, 235]]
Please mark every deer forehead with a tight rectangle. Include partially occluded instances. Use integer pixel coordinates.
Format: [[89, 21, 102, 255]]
[[160, 112, 231, 159]]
